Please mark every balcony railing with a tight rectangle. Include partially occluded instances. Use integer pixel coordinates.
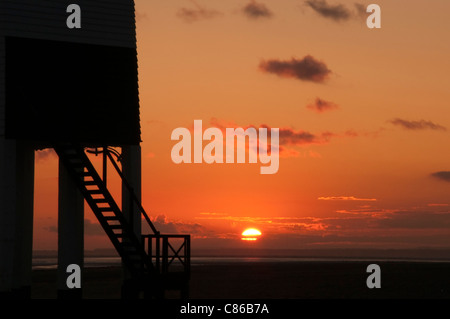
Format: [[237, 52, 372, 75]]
[[142, 234, 191, 276]]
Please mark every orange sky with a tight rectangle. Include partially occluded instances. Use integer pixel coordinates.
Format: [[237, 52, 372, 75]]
[[33, 0, 450, 252]]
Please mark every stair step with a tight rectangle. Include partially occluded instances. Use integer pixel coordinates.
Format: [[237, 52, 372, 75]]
[[110, 225, 123, 230], [98, 207, 114, 212], [84, 181, 98, 186], [93, 198, 109, 203], [104, 216, 118, 221], [87, 190, 103, 195]]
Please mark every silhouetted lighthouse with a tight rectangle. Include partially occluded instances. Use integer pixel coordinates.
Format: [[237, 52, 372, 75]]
[[0, 0, 190, 299]]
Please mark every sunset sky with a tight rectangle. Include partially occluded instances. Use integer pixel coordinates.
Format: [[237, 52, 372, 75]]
[[33, 0, 450, 253]]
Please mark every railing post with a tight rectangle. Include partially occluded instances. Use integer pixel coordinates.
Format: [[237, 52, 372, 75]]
[[106, 151, 159, 235], [156, 235, 160, 274], [186, 235, 191, 275], [162, 236, 168, 274], [147, 235, 152, 265]]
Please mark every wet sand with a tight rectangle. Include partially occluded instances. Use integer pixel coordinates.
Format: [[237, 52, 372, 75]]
[[30, 261, 450, 299]]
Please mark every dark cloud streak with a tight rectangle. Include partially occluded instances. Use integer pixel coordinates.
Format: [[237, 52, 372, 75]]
[[431, 171, 450, 183], [176, 1, 222, 23], [242, 1, 273, 19], [307, 97, 339, 113], [259, 55, 332, 83], [390, 118, 447, 131], [305, 0, 351, 22]]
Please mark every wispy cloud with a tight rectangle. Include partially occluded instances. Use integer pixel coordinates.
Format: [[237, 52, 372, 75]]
[[428, 203, 449, 207], [353, 3, 367, 19], [84, 219, 105, 236], [197, 207, 450, 239], [209, 118, 325, 147], [304, 0, 351, 21], [259, 55, 332, 83], [306, 97, 339, 113], [242, 0, 273, 19], [389, 118, 447, 131], [149, 214, 213, 238], [135, 11, 148, 22], [304, 0, 366, 22], [94, 204, 450, 250], [206, 118, 359, 158], [35, 148, 56, 162], [177, 0, 222, 23], [47, 219, 104, 236], [318, 196, 377, 201], [376, 211, 450, 229], [431, 171, 450, 183]]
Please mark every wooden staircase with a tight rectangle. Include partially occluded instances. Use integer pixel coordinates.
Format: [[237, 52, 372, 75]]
[[54, 143, 190, 298]]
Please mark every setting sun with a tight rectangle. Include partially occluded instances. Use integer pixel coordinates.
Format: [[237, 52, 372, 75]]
[[241, 228, 262, 241], [242, 228, 262, 236]]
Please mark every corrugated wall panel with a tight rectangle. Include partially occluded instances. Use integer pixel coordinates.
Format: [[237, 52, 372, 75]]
[[0, 0, 136, 48]]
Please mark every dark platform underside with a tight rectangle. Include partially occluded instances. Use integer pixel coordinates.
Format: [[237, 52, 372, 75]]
[[5, 36, 141, 146]]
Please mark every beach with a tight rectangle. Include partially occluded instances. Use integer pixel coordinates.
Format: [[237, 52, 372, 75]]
[[30, 260, 450, 299]]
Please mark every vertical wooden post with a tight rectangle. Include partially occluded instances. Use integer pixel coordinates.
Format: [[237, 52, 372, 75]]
[[162, 236, 168, 274], [121, 145, 141, 237], [0, 139, 35, 298], [12, 141, 35, 298], [156, 235, 160, 274], [121, 145, 142, 297], [57, 159, 84, 299], [186, 235, 191, 275]]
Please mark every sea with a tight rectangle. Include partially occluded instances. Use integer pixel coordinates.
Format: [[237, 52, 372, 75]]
[[31, 256, 450, 270]]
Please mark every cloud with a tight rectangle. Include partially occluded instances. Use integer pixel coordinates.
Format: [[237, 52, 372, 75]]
[[135, 11, 148, 22], [35, 148, 56, 162], [279, 128, 317, 145], [197, 214, 330, 233], [304, 0, 351, 22], [177, 1, 222, 23], [334, 206, 450, 230], [259, 55, 332, 83], [242, 1, 273, 19], [46, 219, 104, 236], [431, 171, 450, 183], [209, 118, 326, 147], [84, 219, 105, 236], [150, 214, 212, 237], [206, 118, 360, 158], [375, 211, 450, 230], [193, 206, 450, 249], [353, 3, 367, 19], [318, 196, 377, 201], [306, 97, 339, 113], [304, 0, 366, 22], [278, 128, 338, 147], [389, 118, 447, 131]]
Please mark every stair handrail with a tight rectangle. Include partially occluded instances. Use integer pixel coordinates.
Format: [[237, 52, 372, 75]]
[[87, 147, 160, 235]]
